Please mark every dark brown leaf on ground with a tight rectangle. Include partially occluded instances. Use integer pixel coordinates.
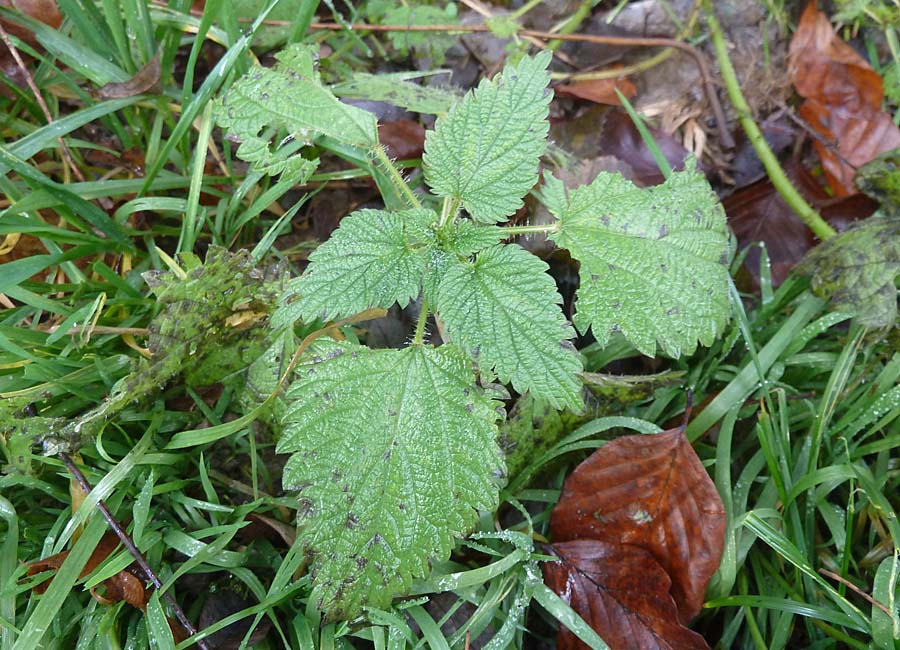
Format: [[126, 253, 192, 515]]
[[788, 1, 900, 195], [0, 0, 62, 90], [600, 109, 692, 186], [98, 52, 162, 99], [550, 428, 725, 623], [543, 540, 710, 650], [378, 119, 426, 160], [198, 590, 271, 649], [555, 76, 637, 107], [726, 160, 876, 288]]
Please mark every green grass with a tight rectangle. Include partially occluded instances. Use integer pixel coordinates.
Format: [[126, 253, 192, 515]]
[[1, 2, 900, 648]]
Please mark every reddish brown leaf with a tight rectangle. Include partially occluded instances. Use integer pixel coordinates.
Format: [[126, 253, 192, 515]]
[[378, 120, 426, 160], [799, 101, 900, 195], [788, 1, 900, 195], [550, 428, 725, 622], [544, 540, 710, 650], [555, 76, 637, 106], [92, 569, 146, 609], [27, 531, 120, 594], [98, 52, 162, 99]]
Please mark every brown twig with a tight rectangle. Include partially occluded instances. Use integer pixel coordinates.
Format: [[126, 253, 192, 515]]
[[60, 453, 211, 650], [818, 567, 893, 618], [0, 21, 87, 183], [306, 21, 734, 148]]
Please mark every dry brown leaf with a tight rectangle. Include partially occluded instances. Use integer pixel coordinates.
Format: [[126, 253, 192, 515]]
[[27, 531, 120, 594], [549, 428, 725, 623], [788, 1, 900, 195], [799, 101, 900, 194], [544, 540, 710, 650], [98, 52, 162, 99], [555, 76, 637, 106]]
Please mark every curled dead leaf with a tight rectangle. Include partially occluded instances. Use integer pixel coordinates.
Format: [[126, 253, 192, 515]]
[[98, 52, 162, 99]]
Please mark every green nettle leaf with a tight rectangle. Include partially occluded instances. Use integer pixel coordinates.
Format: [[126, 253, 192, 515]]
[[274, 209, 438, 325], [437, 244, 583, 411], [277, 341, 504, 620], [798, 217, 900, 329], [214, 44, 378, 176], [542, 162, 731, 357], [331, 72, 460, 116], [423, 51, 552, 223]]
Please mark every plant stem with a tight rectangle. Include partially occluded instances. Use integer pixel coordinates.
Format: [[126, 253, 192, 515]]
[[373, 145, 422, 210], [704, 3, 836, 241], [546, 0, 592, 51], [502, 223, 558, 236], [509, 0, 544, 20], [439, 196, 459, 227], [413, 302, 429, 345]]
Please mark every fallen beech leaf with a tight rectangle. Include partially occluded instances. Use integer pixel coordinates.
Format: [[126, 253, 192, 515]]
[[555, 76, 637, 106], [788, 1, 900, 195], [98, 52, 162, 99], [550, 428, 725, 622], [544, 540, 710, 650]]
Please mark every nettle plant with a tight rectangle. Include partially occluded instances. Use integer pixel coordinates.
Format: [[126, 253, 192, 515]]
[[215, 46, 731, 621]]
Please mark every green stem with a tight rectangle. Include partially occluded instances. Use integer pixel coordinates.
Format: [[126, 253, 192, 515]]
[[373, 145, 422, 210], [509, 0, 544, 20], [705, 3, 835, 241], [546, 0, 592, 51], [502, 223, 558, 236], [438, 196, 459, 227], [413, 302, 429, 345]]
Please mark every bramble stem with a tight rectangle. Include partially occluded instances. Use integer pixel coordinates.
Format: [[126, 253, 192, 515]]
[[705, 3, 835, 241], [502, 223, 558, 236], [413, 303, 429, 345], [373, 145, 422, 210]]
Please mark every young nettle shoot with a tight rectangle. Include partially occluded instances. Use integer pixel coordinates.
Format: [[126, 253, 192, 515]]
[[216, 46, 731, 621]]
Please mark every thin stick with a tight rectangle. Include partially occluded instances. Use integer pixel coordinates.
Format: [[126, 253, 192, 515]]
[[818, 568, 893, 618], [0, 21, 87, 184], [59, 453, 211, 650]]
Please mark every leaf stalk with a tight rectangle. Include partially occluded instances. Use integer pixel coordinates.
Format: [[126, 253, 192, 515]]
[[373, 144, 422, 210]]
